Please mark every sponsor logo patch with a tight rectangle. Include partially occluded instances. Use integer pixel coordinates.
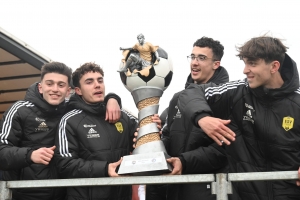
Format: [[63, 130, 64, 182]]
[[83, 124, 96, 128], [35, 117, 45, 122]]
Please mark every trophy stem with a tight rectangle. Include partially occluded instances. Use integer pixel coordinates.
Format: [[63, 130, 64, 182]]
[[136, 96, 160, 148]]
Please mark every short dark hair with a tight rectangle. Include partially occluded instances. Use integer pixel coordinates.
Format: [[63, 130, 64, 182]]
[[236, 36, 288, 66], [193, 37, 224, 61], [41, 62, 72, 84], [72, 62, 104, 88]]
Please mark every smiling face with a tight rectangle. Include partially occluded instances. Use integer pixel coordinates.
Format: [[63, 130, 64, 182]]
[[243, 58, 279, 88], [190, 46, 220, 84], [75, 71, 105, 104], [243, 58, 272, 88], [38, 73, 70, 105]]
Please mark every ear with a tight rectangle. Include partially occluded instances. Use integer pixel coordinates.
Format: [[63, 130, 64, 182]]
[[38, 83, 43, 94], [74, 87, 82, 95], [66, 87, 71, 97], [213, 61, 221, 70], [270, 61, 280, 74]]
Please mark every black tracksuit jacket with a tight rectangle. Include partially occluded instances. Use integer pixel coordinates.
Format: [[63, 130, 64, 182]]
[[178, 54, 300, 200], [0, 83, 121, 200], [54, 94, 137, 200], [161, 66, 230, 200], [0, 83, 67, 200]]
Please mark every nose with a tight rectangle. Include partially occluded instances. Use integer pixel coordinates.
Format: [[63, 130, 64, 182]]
[[95, 81, 101, 88], [191, 58, 198, 65], [243, 65, 250, 74], [52, 84, 59, 92]]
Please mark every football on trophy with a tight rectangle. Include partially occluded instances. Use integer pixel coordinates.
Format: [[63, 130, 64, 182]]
[[119, 47, 173, 92]]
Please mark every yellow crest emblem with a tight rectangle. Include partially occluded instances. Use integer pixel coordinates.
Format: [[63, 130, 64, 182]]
[[282, 116, 294, 131], [115, 122, 124, 133]]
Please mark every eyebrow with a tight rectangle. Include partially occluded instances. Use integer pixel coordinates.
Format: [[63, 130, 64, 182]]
[[45, 80, 67, 84], [191, 54, 206, 57], [84, 77, 103, 82], [84, 78, 94, 82]]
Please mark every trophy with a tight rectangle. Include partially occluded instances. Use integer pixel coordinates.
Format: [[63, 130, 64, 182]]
[[117, 34, 173, 175]]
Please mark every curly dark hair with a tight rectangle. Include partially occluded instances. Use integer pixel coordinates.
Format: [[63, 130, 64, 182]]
[[72, 62, 104, 88], [193, 37, 224, 61]]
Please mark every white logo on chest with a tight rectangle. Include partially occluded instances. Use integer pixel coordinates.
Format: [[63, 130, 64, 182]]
[[87, 128, 100, 138], [243, 103, 255, 124]]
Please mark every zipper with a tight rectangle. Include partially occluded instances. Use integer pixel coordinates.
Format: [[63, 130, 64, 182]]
[[103, 117, 114, 163], [263, 103, 273, 200]]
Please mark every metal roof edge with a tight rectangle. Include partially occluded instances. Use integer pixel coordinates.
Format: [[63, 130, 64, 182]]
[[0, 26, 52, 63]]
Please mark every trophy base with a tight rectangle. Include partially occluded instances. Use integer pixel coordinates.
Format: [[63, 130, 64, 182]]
[[118, 151, 172, 176]]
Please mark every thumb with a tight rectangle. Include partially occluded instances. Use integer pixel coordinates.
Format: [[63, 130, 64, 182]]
[[220, 119, 231, 125], [115, 157, 123, 166], [118, 157, 123, 164], [49, 146, 56, 150]]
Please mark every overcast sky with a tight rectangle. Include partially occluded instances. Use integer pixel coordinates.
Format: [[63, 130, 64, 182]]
[[1, 0, 300, 116]]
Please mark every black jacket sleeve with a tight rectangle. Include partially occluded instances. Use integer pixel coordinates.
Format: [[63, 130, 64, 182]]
[[161, 93, 181, 152], [122, 110, 139, 153], [178, 81, 240, 127], [179, 143, 228, 174], [0, 103, 32, 170], [104, 93, 122, 108], [161, 122, 170, 152]]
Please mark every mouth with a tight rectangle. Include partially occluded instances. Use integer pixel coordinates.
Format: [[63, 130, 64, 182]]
[[191, 68, 200, 74], [247, 76, 254, 80], [93, 91, 103, 96], [50, 94, 61, 99]]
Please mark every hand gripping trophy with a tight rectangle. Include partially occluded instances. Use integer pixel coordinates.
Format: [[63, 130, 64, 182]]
[[118, 34, 173, 175]]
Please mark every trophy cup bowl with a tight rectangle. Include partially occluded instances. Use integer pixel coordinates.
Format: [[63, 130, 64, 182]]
[[118, 47, 173, 175]]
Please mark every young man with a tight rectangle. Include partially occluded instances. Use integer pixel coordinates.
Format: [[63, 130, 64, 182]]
[[147, 37, 230, 200], [54, 62, 160, 200], [0, 62, 121, 200], [178, 36, 300, 199]]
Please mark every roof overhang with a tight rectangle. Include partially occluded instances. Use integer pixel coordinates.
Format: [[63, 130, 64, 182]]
[[0, 27, 51, 118]]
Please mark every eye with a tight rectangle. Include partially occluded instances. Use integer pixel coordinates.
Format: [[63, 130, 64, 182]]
[[249, 61, 255, 66], [198, 55, 206, 61]]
